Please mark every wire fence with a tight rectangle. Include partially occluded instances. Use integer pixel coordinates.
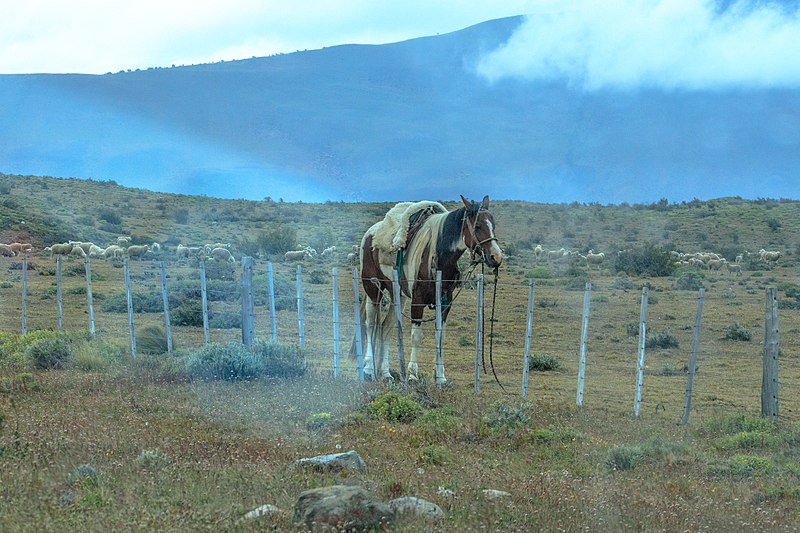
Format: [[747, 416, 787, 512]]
[[1, 252, 799, 423]]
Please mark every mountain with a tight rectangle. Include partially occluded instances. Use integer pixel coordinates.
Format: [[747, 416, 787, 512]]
[[1, 16, 798, 203]]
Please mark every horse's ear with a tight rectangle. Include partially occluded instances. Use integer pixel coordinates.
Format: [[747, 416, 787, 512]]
[[481, 195, 490, 209], [460, 195, 472, 210]]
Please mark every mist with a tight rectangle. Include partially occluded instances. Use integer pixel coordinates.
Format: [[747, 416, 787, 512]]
[[476, 0, 800, 91]]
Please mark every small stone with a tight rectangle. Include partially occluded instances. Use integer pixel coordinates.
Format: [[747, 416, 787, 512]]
[[482, 489, 511, 500], [294, 450, 367, 473], [68, 464, 98, 486], [388, 496, 444, 520], [243, 504, 283, 521]]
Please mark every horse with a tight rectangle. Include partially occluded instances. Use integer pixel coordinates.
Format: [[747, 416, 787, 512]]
[[356, 194, 503, 385]]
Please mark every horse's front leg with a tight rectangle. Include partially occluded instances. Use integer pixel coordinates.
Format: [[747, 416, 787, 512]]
[[408, 320, 422, 381], [435, 321, 446, 386]]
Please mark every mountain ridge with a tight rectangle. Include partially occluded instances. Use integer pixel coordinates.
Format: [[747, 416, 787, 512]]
[[1, 15, 798, 203]]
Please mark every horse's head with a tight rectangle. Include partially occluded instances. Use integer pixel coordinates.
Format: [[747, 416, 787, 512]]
[[461, 195, 503, 268]]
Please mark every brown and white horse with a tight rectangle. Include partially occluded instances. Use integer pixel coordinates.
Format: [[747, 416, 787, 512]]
[[357, 195, 503, 384]]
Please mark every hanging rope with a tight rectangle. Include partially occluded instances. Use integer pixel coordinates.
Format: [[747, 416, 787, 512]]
[[488, 265, 505, 391]]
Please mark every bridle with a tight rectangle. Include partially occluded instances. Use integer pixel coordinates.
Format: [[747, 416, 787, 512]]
[[462, 207, 498, 265]]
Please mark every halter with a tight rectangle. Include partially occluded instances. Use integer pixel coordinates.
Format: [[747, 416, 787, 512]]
[[462, 207, 498, 264]]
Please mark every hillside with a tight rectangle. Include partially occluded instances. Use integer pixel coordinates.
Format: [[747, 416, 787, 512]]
[[1, 173, 798, 265], [2, 16, 799, 203]]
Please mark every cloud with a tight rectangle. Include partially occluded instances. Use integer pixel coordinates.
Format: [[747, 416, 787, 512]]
[[476, 0, 800, 90]]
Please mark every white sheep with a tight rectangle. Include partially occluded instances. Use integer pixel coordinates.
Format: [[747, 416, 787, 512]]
[[0, 244, 15, 257], [347, 251, 359, 265], [706, 258, 726, 271], [70, 246, 86, 258], [127, 244, 151, 259], [9, 242, 33, 255], [586, 250, 605, 267], [49, 243, 74, 256], [533, 244, 544, 260], [88, 244, 105, 257], [320, 245, 337, 260], [547, 247, 566, 261], [151, 242, 161, 252], [726, 263, 743, 276], [117, 236, 131, 246], [285, 250, 310, 261], [209, 247, 235, 263], [102, 245, 124, 259]]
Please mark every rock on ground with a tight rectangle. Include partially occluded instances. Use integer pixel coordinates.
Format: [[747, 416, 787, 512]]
[[387, 496, 444, 520], [294, 485, 393, 531], [294, 450, 367, 473]]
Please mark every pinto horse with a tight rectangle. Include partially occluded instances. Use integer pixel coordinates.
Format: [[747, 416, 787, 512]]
[[357, 195, 503, 384]]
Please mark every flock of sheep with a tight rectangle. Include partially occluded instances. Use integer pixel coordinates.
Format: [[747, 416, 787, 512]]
[[533, 245, 607, 267], [283, 245, 339, 262], [532, 244, 782, 276]]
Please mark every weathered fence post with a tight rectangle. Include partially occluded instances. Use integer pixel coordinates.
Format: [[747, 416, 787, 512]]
[[435, 270, 444, 386], [522, 280, 535, 399], [241, 256, 255, 348], [634, 286, 649, 417], [761, 287, 780, 418], [474, 274, 484, 393], [682, 288, 705, 425], [21, 256, 28, 335], [332, 267, 340, 377], [159, 261, 173, 354], [85, 254, 95, 336], [56, 255, 63, 331], [199, 260, 210, 345], [391, 269, 406, 381], [124, 258, 136, 359], [351, 268, 364, 382], [296, 264, 305, 348], [267, 261, 277, 340], [576, 282, 591, 406]]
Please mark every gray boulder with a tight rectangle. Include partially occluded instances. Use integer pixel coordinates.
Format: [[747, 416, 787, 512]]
[[294, 450, 367, 473], [387, 496, 444, 520], [294, 485, 393, 531]]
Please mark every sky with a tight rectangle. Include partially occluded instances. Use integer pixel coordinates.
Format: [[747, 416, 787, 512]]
[[0, 0, 537, 74]]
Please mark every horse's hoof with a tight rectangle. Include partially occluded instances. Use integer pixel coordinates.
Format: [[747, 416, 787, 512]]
[[382, 373, 394, 382], [363, 371, 375, 381], [407, 373, 419, 382]]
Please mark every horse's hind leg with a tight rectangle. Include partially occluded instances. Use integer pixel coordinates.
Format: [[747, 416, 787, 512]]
[[363, 299, 379, 380], [379, 313, 393, 380]]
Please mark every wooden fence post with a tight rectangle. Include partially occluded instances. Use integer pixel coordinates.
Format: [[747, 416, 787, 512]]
[[21, 256, 27, 335], [199, 260, 210, 345], [332, 267, 339, 377], [474, 274, 484, 393], [124, 258, 136, 359], [85, 254, 95, 336], [392, 269, 406, 381], [435, 270, 444, 386], [56, 255, 63, 331], [761, 287, 780, 418], [267, 262, 277, 340], [159, 261, 173, 354], [241, 256, 255, 348], [522, 280, 535, 399], [634, 286, 649, 417], [296, 264, 305, 348], [352, 268, 364, 382], [682, 288, 705, 425], [576, 282, 591, 406]]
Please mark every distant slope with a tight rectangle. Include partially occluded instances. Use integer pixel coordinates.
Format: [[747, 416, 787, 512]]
[[1, 16, 799, 203]]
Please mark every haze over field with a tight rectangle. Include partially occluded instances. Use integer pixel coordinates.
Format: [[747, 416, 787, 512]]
[[1, 1, 799, 203]]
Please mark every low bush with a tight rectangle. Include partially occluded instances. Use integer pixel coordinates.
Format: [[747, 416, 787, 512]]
[[305, 412, 333, 430], [367, 390, 422, 423], [185, 342, 264, 381], [26, 334, 72, 369], [419, 445, 452, 466], [414, 407, 460, 439], [607, 445, 643, 471], [723, 322, 752, 341], [528, 354, 560, 371], [646, 329, 679, 349], [251, 338, 307, 378], [136, 326, 170, 355], [615, 243, 674, 277], [675, 269, 705, 291], [482, 401, 531, 437]]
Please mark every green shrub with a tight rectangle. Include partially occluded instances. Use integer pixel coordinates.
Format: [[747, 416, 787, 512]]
[[711, 454, 775, 478], [646, 329, 679, 349], [170, 302, 203, 327], [613, 276, 635, 291], [528, 354, 560, 371], [136, 448, 169, 470], [414, 407, 460, 439], [257, 224, 297, 255], [675, 270, 705, 291], [614, 243, 674, 277], [723, 322, 752, 341], [185, 342, 264, 381], [367, 390, 422, 423], [482, 401, 531, 437], [136, 326, 170, 355], [98, 209, 122, 225], [208, 310, 241, 329], [419, 445, 452, 465], [712, 431, 779, 451], [306, 412, 333, 430], [703, 413, 777, 436], [251, 338, 307, 378], [101, 292, 163, 313], [526, 267, 551, 279], [626, 321, 640, 337], [26, 335, 72, 369], [72, 339, 126, 371], [607, 445, 643, 471]]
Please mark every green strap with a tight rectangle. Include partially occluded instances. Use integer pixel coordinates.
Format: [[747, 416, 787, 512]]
[[396, 248, 403, 273]]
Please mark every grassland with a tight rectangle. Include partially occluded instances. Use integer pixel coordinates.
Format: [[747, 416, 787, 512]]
[[1, 173, 800, 530]]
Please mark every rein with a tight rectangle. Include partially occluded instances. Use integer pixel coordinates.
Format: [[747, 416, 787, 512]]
[[481, 263, 505, 391]]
